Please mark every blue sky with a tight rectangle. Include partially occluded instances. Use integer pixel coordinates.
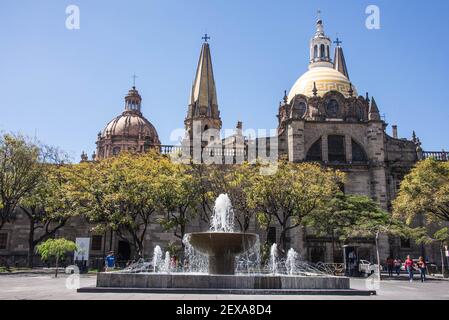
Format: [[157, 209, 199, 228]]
[[0, 0, 448, 160]]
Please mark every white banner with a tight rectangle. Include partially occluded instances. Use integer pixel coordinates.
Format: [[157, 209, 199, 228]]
[[74, 237, 90, 261]]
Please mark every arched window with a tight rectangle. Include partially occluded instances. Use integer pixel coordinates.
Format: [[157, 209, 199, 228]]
[[320, 44, 325, 58], [352, 139, 367, 162], [314, 45, 318, 59], [328, 135, 345, 163], [326, 46, 330, 59], [306, 138, 322, 161]]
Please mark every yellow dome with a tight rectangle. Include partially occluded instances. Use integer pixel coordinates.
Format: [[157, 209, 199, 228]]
[[288, 66, 357, 101]]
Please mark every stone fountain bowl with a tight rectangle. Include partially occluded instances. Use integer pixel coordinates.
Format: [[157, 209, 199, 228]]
[[187, 232, 258, 275]]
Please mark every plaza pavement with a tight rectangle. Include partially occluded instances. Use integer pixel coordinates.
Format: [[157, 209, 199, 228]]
[[0, 273, 448, 300]]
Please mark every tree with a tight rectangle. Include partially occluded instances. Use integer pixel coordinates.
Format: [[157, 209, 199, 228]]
[[414, 227, 449, 277], [248, 161, 343, 253], [210, 163, 257, 232], [36, 238, 78, 277], [19, 163, 79, 268], [393, 158, 449, 225], [81, 152, 163, 260], [305, 193, 370, 261], [0, 134, 41, 230], [157, 159, 202, 249], [339, 198, 420, 282]]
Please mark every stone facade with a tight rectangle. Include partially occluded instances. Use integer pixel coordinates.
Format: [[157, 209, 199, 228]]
[[0, 18, 446, 269]]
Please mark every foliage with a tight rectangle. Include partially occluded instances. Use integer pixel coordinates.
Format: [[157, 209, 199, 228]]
[[78, 151, 166, 259], [36, 238, 78, 277], [0, 134, 42, 229], [393, 158, 449, 225], [157, 159, 202, 244], [19, 161, 80, 267], [36, 238, 78, 261], [248, 161, 344, 252], [209, 162, 258, 232]]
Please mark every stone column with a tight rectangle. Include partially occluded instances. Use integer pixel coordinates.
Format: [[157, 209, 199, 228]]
[[321, 135, 328, 163], [345, 134, 352, 163], [287, 120, 305, 162]]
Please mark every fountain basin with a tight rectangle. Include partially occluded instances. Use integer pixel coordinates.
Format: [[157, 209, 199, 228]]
[[94, 273, 353, 292], [187, 232, 258, 275]]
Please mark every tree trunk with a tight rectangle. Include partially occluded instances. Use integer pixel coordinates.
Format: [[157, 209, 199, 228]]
[[27, 219, 35, 268], [440, 242, 446, 277], [375, 231, 381, 282], [55, 256, 59, 278]]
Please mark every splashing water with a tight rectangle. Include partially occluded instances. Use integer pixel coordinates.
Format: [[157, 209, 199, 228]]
[[182, 234, 208, 273], [286, 248, 298, 275], [152, 245, 162, 273], [268, 243, 279, 274], [235, 236, 261, 274], [210, 194, 234, 232], [161, 251, 171, 273]]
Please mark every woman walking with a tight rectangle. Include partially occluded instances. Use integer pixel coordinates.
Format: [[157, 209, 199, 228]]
[[404, 255, 415, 283], [394, 258, 402, 276], [417, 256, 427, 282]]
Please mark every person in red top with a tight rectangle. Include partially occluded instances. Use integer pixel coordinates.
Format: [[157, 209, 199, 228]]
[[404, 255, 415, 283]]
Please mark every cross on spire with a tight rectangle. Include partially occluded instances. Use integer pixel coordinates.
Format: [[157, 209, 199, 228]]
[[334, 37, 342, 46], [316, 9, 321, 21], [202, 33, 210, 42], [132, 74, 138, 88]]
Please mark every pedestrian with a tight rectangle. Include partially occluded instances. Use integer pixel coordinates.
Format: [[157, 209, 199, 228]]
[[386, 256, 394, 277], [417, 256, 427, 282], [404, 255, 414, 283], [394, 258, 402, 276], [105, 251, 116, 272]]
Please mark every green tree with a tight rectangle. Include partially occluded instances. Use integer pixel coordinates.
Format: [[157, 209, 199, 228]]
[[81, 152, 163, 260], [209, 162, 257, 232], [248, 161, 343, 253], [305, 193, 369, 261], [36, 238, 78, 277], [157, 159, 202, 248], [0, 134, 41, 230], [339, 198, 419, 282], [393, 158, 449, 225], [19, 163, 79, 268]]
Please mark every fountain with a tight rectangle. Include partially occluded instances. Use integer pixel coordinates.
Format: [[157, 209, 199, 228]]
[[186, 194, 258, 275], [85, 194, 375, 295]]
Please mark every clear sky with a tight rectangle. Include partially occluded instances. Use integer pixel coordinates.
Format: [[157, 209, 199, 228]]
[[0, 0, 448, 160]]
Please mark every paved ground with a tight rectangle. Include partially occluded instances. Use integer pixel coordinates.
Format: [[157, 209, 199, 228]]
[[0, 273, 448, 300]]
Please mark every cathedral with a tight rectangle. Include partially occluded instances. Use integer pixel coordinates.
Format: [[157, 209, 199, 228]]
[[1, 17, 447, 268]]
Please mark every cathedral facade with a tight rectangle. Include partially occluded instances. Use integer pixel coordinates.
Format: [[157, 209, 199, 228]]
[[1, 17, 447, 268]]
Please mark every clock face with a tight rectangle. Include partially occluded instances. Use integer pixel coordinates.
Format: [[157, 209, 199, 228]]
[[326, 99, 339, 117]]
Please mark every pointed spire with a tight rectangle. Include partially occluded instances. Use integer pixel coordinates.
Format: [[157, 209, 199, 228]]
[[189, 37, 219, 119], [365, 92, 370, 103], [283, 90, 288, 104], [368, 96, 380, 121], [333, 39, 350, 79]]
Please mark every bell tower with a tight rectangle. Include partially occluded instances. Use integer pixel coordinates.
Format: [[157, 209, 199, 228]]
[[184, 35, 222, 146]]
